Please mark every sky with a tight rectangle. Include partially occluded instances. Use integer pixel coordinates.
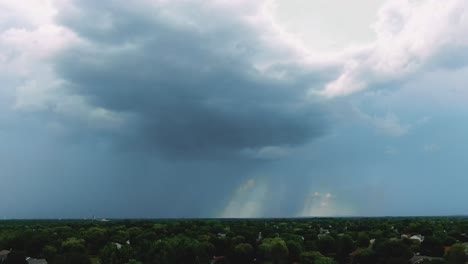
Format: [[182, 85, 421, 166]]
[[1, 0, 468, 219]]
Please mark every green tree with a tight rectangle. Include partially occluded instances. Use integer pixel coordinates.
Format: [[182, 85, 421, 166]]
[[231, 236, 245, 245], [61, 237, 86, 253], [376, 240, 413, 261], [59, 237, 91, 264], [357, 232, 370, 248], [54, 252, 91, 264], [83, 227, 107, 255], [420, 236, 444, 257], [299, 251, 324, 264], [317, 236, 335, 255], [258, 238, 289, 264], [99, 243, 131, 264], [231, 243, 253, 264], [168, 236, 206, 264], [200, 241, 215, 259], [336, 234, 355, 261], [270, 238, 289, 264], [286, 240, 303, 263], [352, 248, 378, 264], [315, 256, 337, 264], [148, 240, 172, 264], [24, 230, 48, 257], [42, 245, 57, 262], [444, 236, 457, 246], [446, 243, 467, 264], [258, 240, 272, 262]]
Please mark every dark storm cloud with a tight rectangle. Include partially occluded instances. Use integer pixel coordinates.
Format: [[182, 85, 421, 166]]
[[52, 0, 330, 158]]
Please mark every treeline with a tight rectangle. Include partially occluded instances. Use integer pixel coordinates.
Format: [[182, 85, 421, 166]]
[[1, 217, 468, 264]]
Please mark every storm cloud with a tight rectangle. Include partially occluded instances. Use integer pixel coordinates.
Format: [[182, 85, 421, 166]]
[[46, 0, 331, 158]]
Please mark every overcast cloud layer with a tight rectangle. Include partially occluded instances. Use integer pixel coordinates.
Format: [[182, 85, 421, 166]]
[[1, 0, 468, 218]]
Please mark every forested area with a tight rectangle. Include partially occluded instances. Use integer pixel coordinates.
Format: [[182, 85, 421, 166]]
[[1, 217, 468, 264]]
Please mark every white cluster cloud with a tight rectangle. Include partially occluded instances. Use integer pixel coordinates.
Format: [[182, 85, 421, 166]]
[[300, 191, 354, 217], [3, 0, 467, 120], [321, 0, 468, 97], [0, 0, 123, 131], [4, 0, 466, 129]]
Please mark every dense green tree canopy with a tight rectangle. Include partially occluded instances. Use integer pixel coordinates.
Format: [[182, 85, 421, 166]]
[[0, 217, 467, 264]]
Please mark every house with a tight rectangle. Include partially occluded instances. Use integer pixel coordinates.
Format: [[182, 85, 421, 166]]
[[26, 257, 48, 264], [409, 235, 425, 243], [210, 256, 225, 264], [113, 242, 123, 249], [369, 239, 376, 249], [409, 255, 444, 264], [444, 246, 451, 255], [318, 228, 330, 238], [319, 228, 330, 234], [0, 250, 10, 263]]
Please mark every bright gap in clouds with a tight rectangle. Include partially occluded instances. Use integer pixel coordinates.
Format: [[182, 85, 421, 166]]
[[273, 0, 386, 52]]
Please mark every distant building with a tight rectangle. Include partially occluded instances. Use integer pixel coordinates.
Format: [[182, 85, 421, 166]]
[[113, 242, 123, 249], [409, 255, 444, 264], [0, 250, 10, 263], [369, 239, 376, 249], [211, 256, 225, 264], [409, 235, 425, 243], [26, 257, 48, 264], [444, 246, 451, 255], [318, 228, 330, 238]]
